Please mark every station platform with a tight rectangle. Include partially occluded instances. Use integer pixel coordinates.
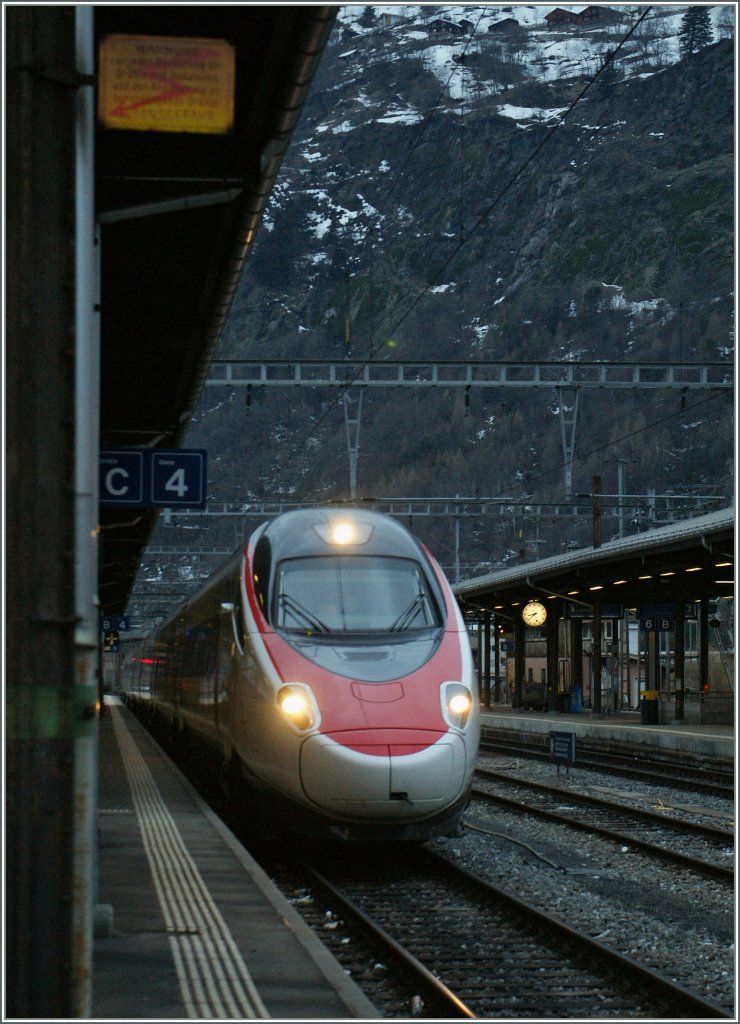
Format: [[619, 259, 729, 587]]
[[479, 705, 735, 763], [92, 697, 380, 1020]]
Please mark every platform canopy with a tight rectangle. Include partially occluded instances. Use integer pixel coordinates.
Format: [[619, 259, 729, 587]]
[[95, 6, 336, 614], [454, 507, 735, 616]]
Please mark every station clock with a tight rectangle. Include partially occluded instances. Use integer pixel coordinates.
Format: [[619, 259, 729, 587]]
[[522, 599, 548, 627]]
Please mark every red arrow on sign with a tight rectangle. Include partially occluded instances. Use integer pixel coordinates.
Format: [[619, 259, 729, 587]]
[[109, 52, 211, 117]]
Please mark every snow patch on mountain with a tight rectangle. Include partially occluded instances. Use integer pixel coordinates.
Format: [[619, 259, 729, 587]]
[[336, 5, 732, 96], [601, 283, 675, 326]]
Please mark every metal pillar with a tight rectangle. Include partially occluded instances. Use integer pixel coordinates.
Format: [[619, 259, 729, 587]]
[[674, 596, 685, 721], [617, 458, 628, 538], [620, 611, 631, 708], [591, 597, 602, 715], [557, 386, 579, 499], [571, 617, 584, 709], [647, 629, 660, 700], [699, 598, 710, 696], [342, 388, 363, 499], [492, 616, 501, 704], [482, 611, 492, 709], [475, 612, 484, 699], [454, 513, 461, 585], [73, 9, 100, 1015], [513, 616, 525, 708], [546, 611, 559, 712]]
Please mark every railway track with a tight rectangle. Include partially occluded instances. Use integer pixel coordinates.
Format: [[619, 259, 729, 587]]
[[471, 767, 734, 883], [299, 845, 729, 1019], [480, 729, 734, 799]]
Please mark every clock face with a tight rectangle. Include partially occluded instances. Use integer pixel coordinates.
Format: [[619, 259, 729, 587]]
[[522, 600, 547, 627]]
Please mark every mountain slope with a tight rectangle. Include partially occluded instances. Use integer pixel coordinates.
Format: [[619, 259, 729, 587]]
[[161, 5, 734, 576]]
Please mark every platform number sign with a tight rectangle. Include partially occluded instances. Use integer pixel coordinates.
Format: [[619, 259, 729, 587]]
[[100, 450, 144, 504], [639, 604, 680, 632], [100, 449, 207, 508], [151, 452, 207, 506], [102, 616, 129, 633], [641, 615, 674, 632]]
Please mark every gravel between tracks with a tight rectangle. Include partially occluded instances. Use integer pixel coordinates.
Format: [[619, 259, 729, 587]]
[[274, 755, 734, 1018], [427, 754, 735, 1015]]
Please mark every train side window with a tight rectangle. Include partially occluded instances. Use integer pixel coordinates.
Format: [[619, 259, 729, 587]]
[[252, 535, 271, 614]]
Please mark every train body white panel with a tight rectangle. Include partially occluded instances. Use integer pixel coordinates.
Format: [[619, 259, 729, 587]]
[[300, 732, 467, 818], [389, 736, 466, 802]]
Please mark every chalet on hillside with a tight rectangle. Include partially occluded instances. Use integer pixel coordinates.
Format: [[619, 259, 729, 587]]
[[428, 18, 466, 35], [578, 5, 620, 22], [545, 6, 619, 27], [488, 17, 521, 33], [545, 8, 581, 26]]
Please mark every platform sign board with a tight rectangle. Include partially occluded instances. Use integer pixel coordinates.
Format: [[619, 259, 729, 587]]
[[639, 602, 695, 633], [98, 34, 236, 134], [550, 731, 576, 766], [151, 451, 207, 507], [102, 616, 130, 633], [99, 450, 145, 505], [640, 614, 674, 632], [100, 449, 207, 508]]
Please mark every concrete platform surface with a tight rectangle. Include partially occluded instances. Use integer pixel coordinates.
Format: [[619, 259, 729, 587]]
[[93, 697, 380, 1020], [479, 706, 734, 761]]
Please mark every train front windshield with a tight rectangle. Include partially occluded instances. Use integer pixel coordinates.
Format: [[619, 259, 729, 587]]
[[273, 556, 441, 635]]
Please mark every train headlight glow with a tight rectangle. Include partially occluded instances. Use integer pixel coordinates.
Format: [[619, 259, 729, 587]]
[[441, 682, 473, 729], [449, 693, 472, 716], [313, 520, 374, 546], [332, 522, 355, 545], [277, 685, 316, 731]]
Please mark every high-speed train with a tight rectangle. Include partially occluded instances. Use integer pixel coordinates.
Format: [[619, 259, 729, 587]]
[[124, 508, 480, 840]]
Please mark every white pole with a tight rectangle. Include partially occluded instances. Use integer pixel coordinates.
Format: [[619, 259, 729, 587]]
[[73, 7, 100, 1015]]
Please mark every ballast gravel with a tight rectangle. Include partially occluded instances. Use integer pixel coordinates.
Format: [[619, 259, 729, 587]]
[[427, 754, 735, 1015], [275, 755, 735, 1018]]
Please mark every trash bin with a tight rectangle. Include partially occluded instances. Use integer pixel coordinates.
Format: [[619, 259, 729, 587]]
[[640, 689, 658, 724], [569, 687, 583, 713]]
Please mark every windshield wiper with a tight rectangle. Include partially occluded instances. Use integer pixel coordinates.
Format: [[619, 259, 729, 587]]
[[389, 594, 428, 632], [277, 593, 331, 634]]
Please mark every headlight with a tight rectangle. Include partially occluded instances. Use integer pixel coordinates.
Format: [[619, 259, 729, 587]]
[[277, 684, 317, 731], [313, 520, 374, 546], [441, 682, 473, 729]]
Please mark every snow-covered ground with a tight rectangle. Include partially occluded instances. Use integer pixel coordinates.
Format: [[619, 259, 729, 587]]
[[335, 4, 733, 105]]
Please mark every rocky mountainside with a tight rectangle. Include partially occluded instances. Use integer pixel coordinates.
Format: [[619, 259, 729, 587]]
[[143, 5, 734, 586]]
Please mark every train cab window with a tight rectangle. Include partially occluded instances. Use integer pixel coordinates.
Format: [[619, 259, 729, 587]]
[[273, 556, 441, 635], [252, 535, 272, 614]]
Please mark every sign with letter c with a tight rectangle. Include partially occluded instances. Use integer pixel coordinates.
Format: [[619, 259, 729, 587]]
[[99, 451, 144, 504]]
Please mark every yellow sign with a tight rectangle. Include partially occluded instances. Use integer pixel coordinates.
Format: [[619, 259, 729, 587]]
[[98, 34, 235, 134]]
